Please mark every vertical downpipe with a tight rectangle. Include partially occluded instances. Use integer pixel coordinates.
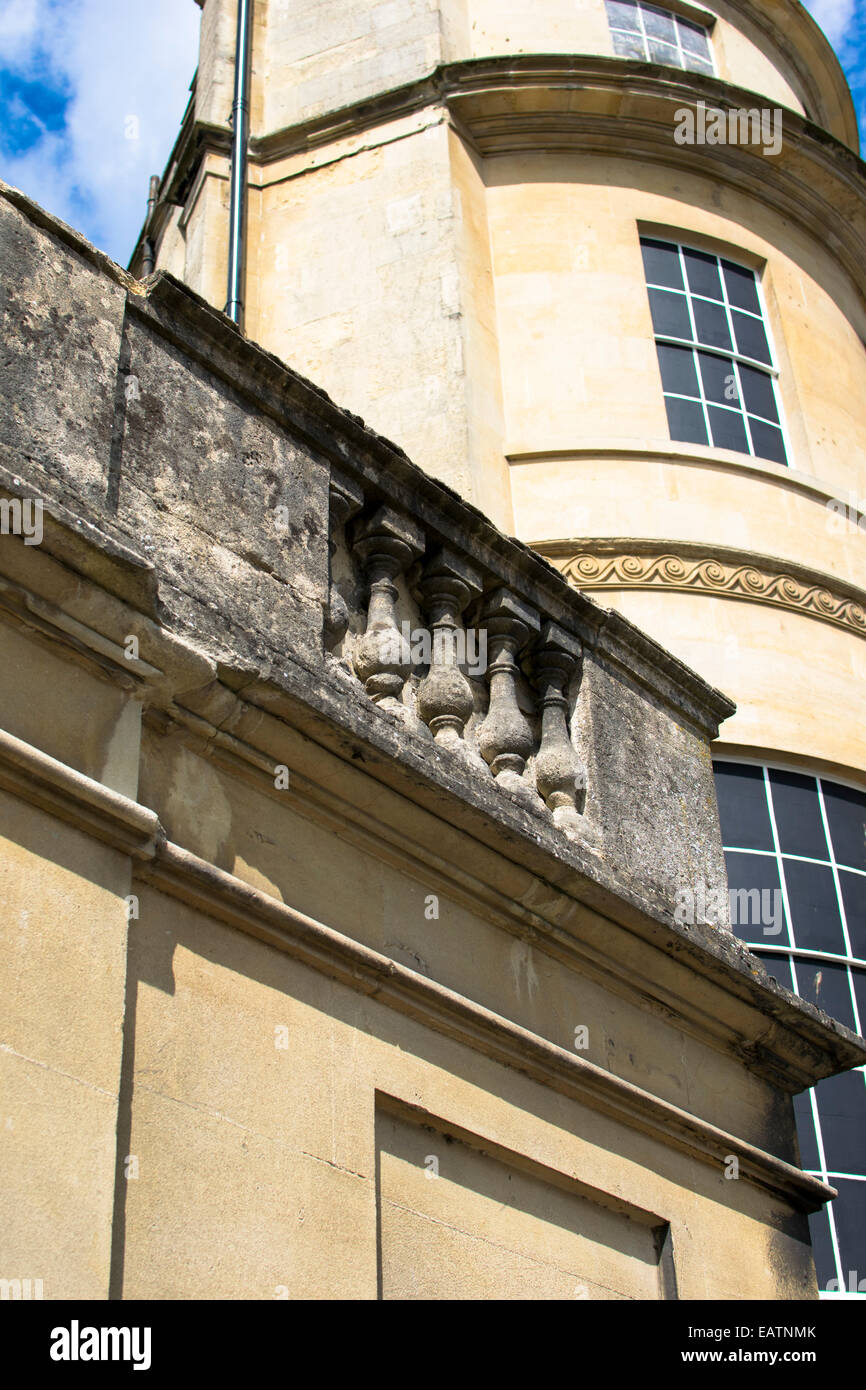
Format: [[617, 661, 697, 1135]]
[[225, 0, 254, 330], [140, 175, 160, 276]]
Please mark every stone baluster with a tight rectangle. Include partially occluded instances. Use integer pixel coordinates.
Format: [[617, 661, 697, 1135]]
[[531, 621, 587, 836], [325, 468, 365, 649], [351, 505, 424, 710], [478, 587, 540, 799], [415, 547, 483, 753]]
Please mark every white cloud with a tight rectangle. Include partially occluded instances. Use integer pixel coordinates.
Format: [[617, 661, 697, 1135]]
[[0, 0, 41, 64], [0, 0, 201, 265], [802, 0, 857, 46]]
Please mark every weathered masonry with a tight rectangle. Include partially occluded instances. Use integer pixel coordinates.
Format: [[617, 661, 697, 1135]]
[[1, 182, 864, 1299]]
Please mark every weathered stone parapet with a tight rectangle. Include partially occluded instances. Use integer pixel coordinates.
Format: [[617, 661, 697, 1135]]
[[530, 621, 586, 838], [330, 489, 590, 830], [414, 547, 482, 754], [0, 176, 737, 912], [325, 468, 364, 648], [477, 588, 540, 802], [351, 505, 424, 710]]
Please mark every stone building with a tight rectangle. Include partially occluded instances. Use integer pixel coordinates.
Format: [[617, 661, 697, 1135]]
[[1, 0, 864, 1299]]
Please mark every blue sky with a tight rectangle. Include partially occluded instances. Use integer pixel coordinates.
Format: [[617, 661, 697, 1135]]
[[0, 0, 200, 264], [0, 0, 864, 268]]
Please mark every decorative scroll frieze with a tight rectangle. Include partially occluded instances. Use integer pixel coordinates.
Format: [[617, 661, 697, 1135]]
[[538, 546, 866, 639], [530, 622, 586, 838], [415, 548, 483, 753]]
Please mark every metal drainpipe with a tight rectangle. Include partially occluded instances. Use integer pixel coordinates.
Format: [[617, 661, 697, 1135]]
[[140, 175, 161, 277], [225, 0, 254, 330]]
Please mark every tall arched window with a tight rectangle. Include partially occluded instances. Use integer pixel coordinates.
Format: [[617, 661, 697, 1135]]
[[714, 759, 866, 1296], [641, 237, 789, 465]]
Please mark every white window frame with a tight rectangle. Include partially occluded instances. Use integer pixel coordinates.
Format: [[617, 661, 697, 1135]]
[[643, 237, 792, 466], [712, 754, 866, 1297], [606, 0, 716, 75]]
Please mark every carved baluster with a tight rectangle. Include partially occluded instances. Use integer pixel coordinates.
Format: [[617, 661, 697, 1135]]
[[478, 588, 540, 799], [415, 548, 483, 752], [531, 621, 587, 836], [351, 505, 424, 709], [325, 468, 364, 649]]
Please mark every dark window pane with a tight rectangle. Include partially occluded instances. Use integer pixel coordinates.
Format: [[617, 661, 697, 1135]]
[[606, 0, 641, 31], [793, 1088, 821, 1169], [832, 1178, 866, 1289], [770, 769, 827, 859], [760, 954, 793, 991], [724, 851, 788, 945], [748, 418, 787, 465], [648, 287, 692, 339], [714, 762, 774, 850], [732, 309, 771, 363], [722, 259, 761, 314], [664, 395, 708, 446], [641, 238, 683, 289], [643, 5, 676, 40], [823, 782, 866, 873], [784, 859, 846, 954], [679, 20, 710, 58], [648, 38, 681, 65], [853, 969, 866, 1035], [738, 364, 778, 421], [657, 344, 699, 396], [612, 29, 646, 57], [816, 1070, 866, 1173], [698, 351, 736, 405], [795, 960, 857, 1031], [692, 297, 732, 350], [708, 405, 749, 454], [684, 248, 723, 300], [685, 55, 714, 75], [840, 874, 866, 963], [807, 1205, 838, 1290]]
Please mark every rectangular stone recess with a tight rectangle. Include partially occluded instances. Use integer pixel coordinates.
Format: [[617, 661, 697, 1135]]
[[375, 1098, 675, 1301]]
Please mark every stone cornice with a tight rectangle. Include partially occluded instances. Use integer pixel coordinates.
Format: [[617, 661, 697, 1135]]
[[720, 0, 858, 149], [443, 58, 866, 310], [179, 57, 863, 315], [0, 724, 850, 1213], [0, 728, 161, 860], [8, 177, 859, 1093], [535, 538, 866, 640], [1, 640, 864, 1098], [141, 840, 837, 1215], [0, 508, 746, 1053], [508, 443, 851, 512]]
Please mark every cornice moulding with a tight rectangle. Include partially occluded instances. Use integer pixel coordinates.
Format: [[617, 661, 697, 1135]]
[[192, 58, 865, 312], [1, 677, 864, 1096], [127, 0, 860, 274], [719, 0, 858, 148], [534, 538, 866, 640], [507, 444, 849, 513], [0, 728, 161, 860], [0, 721, 837, 1211], [140, 839, 838, 1215]]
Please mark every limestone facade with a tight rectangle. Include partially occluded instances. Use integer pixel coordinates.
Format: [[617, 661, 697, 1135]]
[[3, 181, 865, 1298], [133, 0, 865, 785]]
